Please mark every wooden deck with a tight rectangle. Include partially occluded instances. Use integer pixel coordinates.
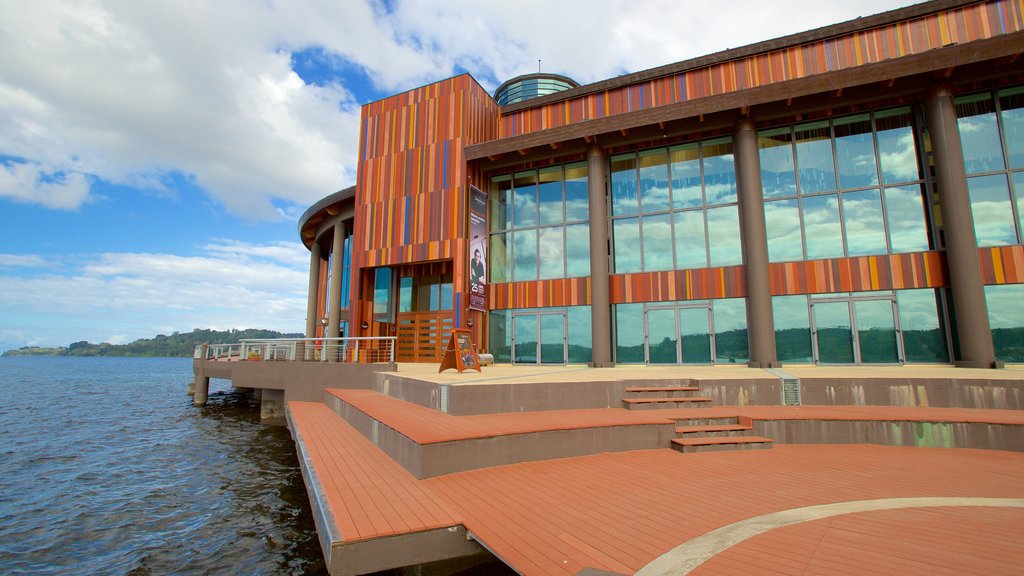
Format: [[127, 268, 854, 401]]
[[286, 402, 482, 575], [424, 445, 1024, 575]]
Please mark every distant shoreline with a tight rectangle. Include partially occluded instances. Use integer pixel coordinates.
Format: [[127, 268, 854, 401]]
[[3, 328, 301, 358]]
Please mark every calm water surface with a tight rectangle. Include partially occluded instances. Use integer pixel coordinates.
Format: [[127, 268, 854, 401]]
[[0, 357, 326, 575]]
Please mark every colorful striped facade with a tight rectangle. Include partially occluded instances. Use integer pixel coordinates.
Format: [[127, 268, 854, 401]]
[[300, 0, 1024, 366]]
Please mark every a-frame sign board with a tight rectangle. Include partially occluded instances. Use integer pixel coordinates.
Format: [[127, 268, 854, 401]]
[[438, 328, 482, 373]]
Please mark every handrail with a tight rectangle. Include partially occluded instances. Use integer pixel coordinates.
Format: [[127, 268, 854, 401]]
[[195, 337, 397, 364]]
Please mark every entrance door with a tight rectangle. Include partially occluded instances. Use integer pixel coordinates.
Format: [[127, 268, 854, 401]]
[[811, 295, 902, 364], [512, 310, 566, 364], [643, 305, 713, 364]]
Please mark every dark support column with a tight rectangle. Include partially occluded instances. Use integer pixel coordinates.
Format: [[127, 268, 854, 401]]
[[587, 144, 614, 367], [305, 242, 321, 338], [734, 117, 779, 368], [925, 87, 1000, 368], [327, 221, 346, 361]]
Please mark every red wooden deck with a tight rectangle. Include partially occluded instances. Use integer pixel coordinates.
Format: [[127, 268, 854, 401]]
[[423, 445, 1024, 575], [287, 401, 461, 542]]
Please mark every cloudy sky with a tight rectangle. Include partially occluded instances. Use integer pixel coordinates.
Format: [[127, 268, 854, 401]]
[[0, 0, 918, 350]]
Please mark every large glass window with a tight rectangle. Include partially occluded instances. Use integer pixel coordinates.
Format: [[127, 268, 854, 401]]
[[896, 289, 948, 363], [956, 87, 1024, 246], [759, 107, 930, 262], [489, 162, 590, 282], [611, 137, 741, 272]]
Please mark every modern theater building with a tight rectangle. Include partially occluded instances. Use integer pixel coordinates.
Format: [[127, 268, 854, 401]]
[[297, 0, 1024, 369]]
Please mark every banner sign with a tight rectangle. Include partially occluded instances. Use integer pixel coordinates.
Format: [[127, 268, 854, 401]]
[[468, 185, 487, 311]]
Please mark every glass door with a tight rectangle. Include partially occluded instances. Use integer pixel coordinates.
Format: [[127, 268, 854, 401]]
[[855, 299, 900, 363], [642, 304, 713, 364], [679, 307, 713, 364], [645, 308, 678, 364], [512, 310, 567, 364], [512, 314, 537, 364], [811, 295, 903, 364], [812, 301, 855, 363]]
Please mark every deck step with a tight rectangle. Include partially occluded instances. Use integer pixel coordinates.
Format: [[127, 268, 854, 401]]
[[622, 397, 712, 410], [671, 436, 774, 453], [675, 424, 753, 436]]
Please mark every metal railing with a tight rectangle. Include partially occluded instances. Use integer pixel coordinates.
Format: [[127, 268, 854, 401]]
[[195, 337, 396, 364]]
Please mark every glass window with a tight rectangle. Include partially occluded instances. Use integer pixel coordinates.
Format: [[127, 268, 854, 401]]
[[537, 166, 563, 226], [513, 171, 537, 227], [802, 194, 843, 259], [615, 303, 645, 363], [512, 229, 538, 280], [398, 276, 413, 313], [489, 233, 508, 283], [670, 143, 702, 208], [638, 149, 670, 213], [489, 310, 510, 362], [795, 121, 837, 194], [1001, 88, 1024, 169], [842, 189, 887, 256], [489, 175, 512, 231], [567, 306, 593, 364], [884, 186, 930, 253], [537, 227, 564, 280], [956, 94, 1005, 173], [713, 299, 748, 364], [641, 213, 673, 271], [968, 174, 1016, 246], [1014, 172, 1024, 242], [773, 295, 812, 363], [565, 223, 591, 278], [764, 199, 803, 262], [613, 218, 641, 273], [985, 284, 1024, 362], [372, 267, 392, 322], [439, 277, 453, 310], [875, 108, 919, 184], [703, 138, 737, 205], [758, 128, 796, 198], [673, 210, 707, 269], [834, 114, 878, 189], [611, 154, 639, 216], [564, 162, 589, 222], [897, 289, 948, 363], [707, 205, 742, 266]]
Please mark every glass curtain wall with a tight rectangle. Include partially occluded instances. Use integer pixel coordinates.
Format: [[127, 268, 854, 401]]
[[758, 107, 931, 262], [984, 284, 1024, 362], [955, 87, 1024, 247], [609, 138, 742, 273], [489, 163, 590, 282]]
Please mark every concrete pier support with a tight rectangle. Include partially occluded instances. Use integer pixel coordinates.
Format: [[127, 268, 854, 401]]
[[587, 143, 614, 367], [260, 389, 286, 425], [193, 374, 210, 407], [924, 87, 1000, 369], [327, 221, 346, 363], [734, 117, 779, 368]]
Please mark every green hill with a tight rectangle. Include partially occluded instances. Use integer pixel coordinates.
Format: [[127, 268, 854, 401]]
[[2, 328, 303, 358]]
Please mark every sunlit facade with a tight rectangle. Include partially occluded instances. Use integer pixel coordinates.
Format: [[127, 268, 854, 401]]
[[299, 0, 1024, 367]]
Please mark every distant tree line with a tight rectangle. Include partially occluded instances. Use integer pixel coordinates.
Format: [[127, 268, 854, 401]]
[[2, 328, 303, 358]]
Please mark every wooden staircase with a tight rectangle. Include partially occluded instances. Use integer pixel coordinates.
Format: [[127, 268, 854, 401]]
[[621, 386, 712, 410], [671, 416, 774, 453], [622, 385, 774, 452]]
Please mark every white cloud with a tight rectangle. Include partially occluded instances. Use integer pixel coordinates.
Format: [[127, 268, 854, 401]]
[[0, 0, 919, 219], [0, 253, 49, 268], [0, 241, 309, 348]]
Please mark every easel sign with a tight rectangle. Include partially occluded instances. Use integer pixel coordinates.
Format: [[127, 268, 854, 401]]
[[439, 328, 482, 373]]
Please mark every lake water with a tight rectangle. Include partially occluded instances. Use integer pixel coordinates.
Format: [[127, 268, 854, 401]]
[[0, 357, 327, 575]]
